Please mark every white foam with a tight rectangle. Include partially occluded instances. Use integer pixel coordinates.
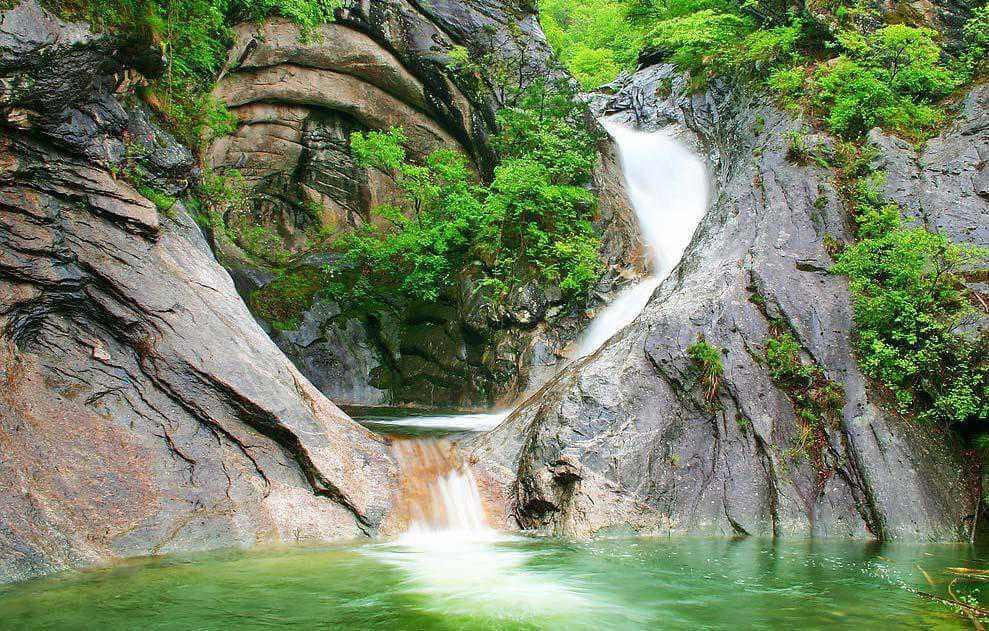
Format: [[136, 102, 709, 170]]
[[368, 411, 509, 432], [575, 119, 707, 357]]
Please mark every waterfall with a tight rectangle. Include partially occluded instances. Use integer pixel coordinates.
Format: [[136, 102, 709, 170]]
[[375, 439, 606, 624], [363, 118, 707, 623], [385, 119, 708, 538], [390, 439, 493, 536], [575, 119, 708, 357]]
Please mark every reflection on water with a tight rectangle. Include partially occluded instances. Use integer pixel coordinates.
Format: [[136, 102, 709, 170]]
[[0, 537, 984, 629]]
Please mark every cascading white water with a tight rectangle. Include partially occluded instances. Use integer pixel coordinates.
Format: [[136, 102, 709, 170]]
[[369, 117, 707, 625], [366, 410, 509, 434], [374, 439, 607, 624], [575, 119, 708, 357]]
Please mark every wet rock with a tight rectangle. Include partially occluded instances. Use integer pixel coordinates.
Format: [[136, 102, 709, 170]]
[[0, 1, 398, 584], [473, 63, 977, 542]]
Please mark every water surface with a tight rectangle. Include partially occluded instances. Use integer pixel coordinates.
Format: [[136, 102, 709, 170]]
[[0, 536, 983, 629]]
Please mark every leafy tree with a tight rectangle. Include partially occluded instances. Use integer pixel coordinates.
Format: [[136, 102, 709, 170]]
[[333, 81, 603, 310], [960, 4, 989, 78], [644, 9, 754, 76], [539, 0, 639, 88]]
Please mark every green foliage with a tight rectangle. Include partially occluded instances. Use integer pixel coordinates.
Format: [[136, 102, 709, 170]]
[[808, 25, 959, 137], [333, 81, 602, 310], [832, 189, 987, 426], [541, 0, 971, 140], [765, 332, 813, 384], [539, 0, 639, 88], [960, 4, 989, 78], [688, 336, 723, 405], [249, 267, 334, 330], [767, 65, 805, 108], [645, 9, 753, 77]]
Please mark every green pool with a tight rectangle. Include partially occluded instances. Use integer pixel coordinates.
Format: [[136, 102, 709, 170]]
[[0, 535, 983, 629]]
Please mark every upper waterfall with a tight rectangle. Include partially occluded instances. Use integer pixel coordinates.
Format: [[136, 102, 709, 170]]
[[575, 119, 708, 357]]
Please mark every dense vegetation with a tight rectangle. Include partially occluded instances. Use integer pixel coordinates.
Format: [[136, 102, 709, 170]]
[[830, 157, 987, 427], [541, 0, 988, 139], [325, 79, 601, 314]]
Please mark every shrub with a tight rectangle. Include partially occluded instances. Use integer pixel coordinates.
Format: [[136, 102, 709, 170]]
[[809, 25, 959, 138], [767, 65, 805, 107], [538, 0, 640, 88], [644, 9, 753, 78], [832, 207, 987, 425], [960, 5, 989, 78], [765, 332, 813, 385], [333, 81, 603, 309], [688, 337, 723, 405], [249, 268, 335, 330]]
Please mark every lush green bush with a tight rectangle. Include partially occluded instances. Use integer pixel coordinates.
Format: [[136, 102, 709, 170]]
[[645, 9, 753, 76], [808, 25, 959, 137], [832, 189, 987, 426], [333, 81, 602, 309], [960, 4, 989, 78], [539, 0, 640, 88]]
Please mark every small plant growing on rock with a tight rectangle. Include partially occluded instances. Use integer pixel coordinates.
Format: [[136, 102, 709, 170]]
[[764, 330, 845, 489], [688, 336, 724, 407], [784, 129, 811, 164]]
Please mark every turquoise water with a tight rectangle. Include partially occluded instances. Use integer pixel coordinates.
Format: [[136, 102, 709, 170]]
[[0, 535, 984, 629]]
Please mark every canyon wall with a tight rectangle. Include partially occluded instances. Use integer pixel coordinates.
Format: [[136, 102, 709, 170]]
[[473, 65, 986, 541], [0, 1, 398, 583]]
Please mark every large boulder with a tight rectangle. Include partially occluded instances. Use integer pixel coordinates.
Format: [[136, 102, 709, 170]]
[[472, 64, 977, 541], [0, 1, 398, 583]]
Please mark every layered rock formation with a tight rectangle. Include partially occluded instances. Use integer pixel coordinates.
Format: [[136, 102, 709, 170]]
[[208, 2, 640, 408], [474, 64, 981, 541], [0, 1, 398, 583]]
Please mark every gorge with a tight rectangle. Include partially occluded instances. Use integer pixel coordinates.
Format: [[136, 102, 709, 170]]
[[1, 0, 988, 627]]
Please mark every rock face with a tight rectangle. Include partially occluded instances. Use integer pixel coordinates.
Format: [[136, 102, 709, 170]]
[[473, 64, 978, 541], [868, 83, 989, 249], [208, 1, 641, 408], [0, 1, 398, 584]]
